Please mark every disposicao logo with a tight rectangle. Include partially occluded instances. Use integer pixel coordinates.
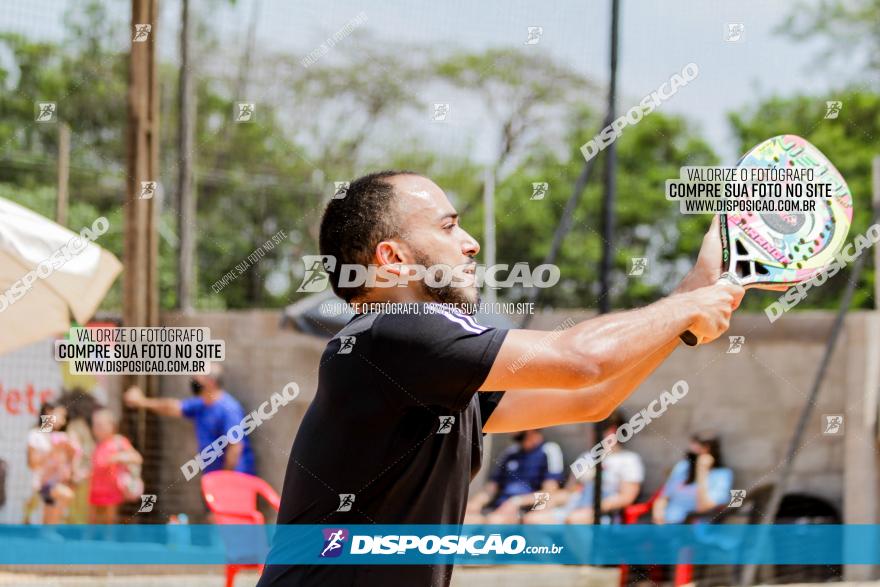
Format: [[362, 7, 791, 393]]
[[320, 528, 349, 558]]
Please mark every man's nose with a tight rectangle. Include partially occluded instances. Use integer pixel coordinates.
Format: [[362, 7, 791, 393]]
[[462, 231, 480, 256]]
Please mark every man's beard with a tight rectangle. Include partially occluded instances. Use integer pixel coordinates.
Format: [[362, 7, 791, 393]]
[[412, 251, 481, 312]]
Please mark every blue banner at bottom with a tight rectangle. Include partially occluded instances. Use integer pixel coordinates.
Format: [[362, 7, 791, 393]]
[[0, 524, 878, 565]]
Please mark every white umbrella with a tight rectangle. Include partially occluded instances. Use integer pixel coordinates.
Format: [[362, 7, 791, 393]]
[[0, 196, 122, 356]]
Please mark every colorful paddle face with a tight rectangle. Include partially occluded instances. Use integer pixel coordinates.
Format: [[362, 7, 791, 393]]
[[680, 135, 853, 346], [721, 135, 853, 286]]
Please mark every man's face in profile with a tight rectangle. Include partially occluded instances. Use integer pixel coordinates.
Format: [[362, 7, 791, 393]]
[[382, 175, 482, 308]]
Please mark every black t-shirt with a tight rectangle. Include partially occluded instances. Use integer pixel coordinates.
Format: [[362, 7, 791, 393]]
[[258, 303, 508, 587]]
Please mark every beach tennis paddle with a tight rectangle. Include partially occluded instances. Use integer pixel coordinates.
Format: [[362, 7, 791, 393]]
[[680, 135, 854, 346]]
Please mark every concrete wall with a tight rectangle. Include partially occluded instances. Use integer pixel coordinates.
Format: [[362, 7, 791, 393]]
[[153, 309, 877, 528]]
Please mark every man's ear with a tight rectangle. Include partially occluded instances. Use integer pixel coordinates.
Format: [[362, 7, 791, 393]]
[[374, 240, 412, 274]]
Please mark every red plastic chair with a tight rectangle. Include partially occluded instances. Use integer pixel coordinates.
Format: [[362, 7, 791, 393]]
[[619, 488, 664, 586], [201, 471, 281, 587], [622, 488, 662, 525], [618, 488, 726, 587]]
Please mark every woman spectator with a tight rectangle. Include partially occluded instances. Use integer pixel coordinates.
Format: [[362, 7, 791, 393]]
[[89, 408, 143, 524], [652, 432, 733, 524]]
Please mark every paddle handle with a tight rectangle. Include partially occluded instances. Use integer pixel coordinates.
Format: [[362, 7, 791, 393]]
[[679, 272, 739, 347]]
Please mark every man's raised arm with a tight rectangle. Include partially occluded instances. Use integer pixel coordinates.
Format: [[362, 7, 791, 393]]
[[480, 281, 742, 393]]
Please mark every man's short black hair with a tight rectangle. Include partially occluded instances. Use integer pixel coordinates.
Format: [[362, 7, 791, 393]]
[[319, 170, 417, 302]]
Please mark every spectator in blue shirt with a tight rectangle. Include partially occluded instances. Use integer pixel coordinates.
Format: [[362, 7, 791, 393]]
[[465, 429, 564, 523], [124, 364, 256, 477], [652, 432, 733, 524]]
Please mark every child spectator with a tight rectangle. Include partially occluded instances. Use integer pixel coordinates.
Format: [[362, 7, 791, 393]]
[[89, 408, 143, 524], [26, 402, 82, 524]]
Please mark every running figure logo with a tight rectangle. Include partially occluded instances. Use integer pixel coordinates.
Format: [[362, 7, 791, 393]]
[[432, 103, 450, 122], [139, 181, 157, 200], [530, 182, 549, 200], [133, 24, 152, 42], [138, 494, 157, 513], [40, 415, 56, 432], [629, 257, 647, 276], [336, 494, 355, 512], [725, 23, 744, 42], [35, 102, 57, 123], [525, 26, 543, 45], [437, 416, 456, 434], [728, 489, 746, 508], [297, 255, 336, 293], [337, 336, 356, 355], [236, 103, 255, 122], [727, 336, 745, 354], [320, 528, 349, 558], [531, 492, 551, 511], [824, 101, 843, 119], [332, 182, 350, 199], [823, 414, 844, 435]]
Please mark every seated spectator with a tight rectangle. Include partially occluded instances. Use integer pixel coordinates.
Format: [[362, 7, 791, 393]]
[[524, 411, 643, 524], [89, 408, 143, 524], [465, 429, 564, 523], [652, 432, 733, 524], [25, 402, 82, 524]]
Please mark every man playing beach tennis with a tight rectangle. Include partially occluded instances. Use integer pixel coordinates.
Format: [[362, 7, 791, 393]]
[[258, 170, 744, 586]]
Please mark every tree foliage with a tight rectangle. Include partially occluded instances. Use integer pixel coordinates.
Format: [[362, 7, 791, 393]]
[[0, 1, 877, 315]]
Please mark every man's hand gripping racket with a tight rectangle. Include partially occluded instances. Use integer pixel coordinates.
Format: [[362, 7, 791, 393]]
[[680, 278, 745, 345], [680, 135, 854, 346]]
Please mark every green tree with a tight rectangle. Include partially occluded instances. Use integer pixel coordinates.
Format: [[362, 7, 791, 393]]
[[782, 0, 880, 75], [485, 107, 719, 310]]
